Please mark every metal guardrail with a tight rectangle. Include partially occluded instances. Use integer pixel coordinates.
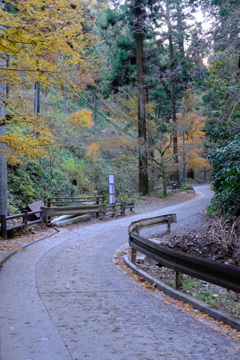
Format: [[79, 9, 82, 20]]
[[41, 204, 106, 225], [41, 201, 134, 225], [128, 214, 240, 293], [45, 195, 105, 207], [129, 214, 177, 234]]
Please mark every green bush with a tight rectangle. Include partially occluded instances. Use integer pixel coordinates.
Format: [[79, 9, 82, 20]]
[[8, 165, 39, 212], [180, 184, 195, 192], [208, 134, 240, 218]]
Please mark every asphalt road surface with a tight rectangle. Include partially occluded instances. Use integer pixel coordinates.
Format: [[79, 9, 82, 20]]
[[1, 185, 240, 360]]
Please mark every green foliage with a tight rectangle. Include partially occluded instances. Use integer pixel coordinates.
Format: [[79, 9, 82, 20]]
[[203, 5, 240, 218], [6, 1, 239, 211], [196, 291, 220, 307], [181, 184, 195, 192], [159, 123, 168, 132], [208, 135, 240, 217], [116, 192, 134, 203], [7, 152, 96, 213], [181, 279, 198, 290], [8, 164, 41, 212], [173, 184, 195, 193]]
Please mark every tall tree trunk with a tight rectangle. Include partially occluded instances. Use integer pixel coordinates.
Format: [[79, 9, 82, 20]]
[[134, 1, 149, 195], [34, 81, 40, 136], [165, 0, 179, 181], [162, 162, 167, 197], [0, 58, 7, 218], [176, 0, 189, 183], [182, 129, 186, 183], [0, 1, 7, 219], [176, 0, 184, 56]]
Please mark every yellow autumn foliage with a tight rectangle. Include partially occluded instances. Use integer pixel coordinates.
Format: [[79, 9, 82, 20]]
[[120, 95, 157, 129], [176, 111, 209, 170], [99, 136, 134, 152], [86, 142, 99, 162], [0, 0, 101, 162], [0, 0, 98, 82], [0, 133, 54, 164], [188, 156, 209, 168], [69, 109, 93, 128]]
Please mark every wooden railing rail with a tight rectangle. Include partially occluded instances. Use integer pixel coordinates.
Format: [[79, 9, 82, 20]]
[[0, 209, 43, 239], [105, 202, 126, 217]]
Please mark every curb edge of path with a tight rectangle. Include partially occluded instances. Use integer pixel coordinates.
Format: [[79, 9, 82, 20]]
[[123, 255, 240, 332], [0, 228, 60, 270]]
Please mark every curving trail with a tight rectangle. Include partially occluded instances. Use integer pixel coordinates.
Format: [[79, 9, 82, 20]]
[[0, 185, 239, 360]]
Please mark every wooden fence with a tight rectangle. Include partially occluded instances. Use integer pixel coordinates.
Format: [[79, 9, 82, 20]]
[[0, 196, 134, 239], [0, 209, 43, 240]]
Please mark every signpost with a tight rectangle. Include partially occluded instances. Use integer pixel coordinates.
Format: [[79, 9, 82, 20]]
[[108, 174, 115, 204]]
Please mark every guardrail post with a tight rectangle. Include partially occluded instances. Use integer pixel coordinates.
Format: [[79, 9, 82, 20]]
[[1, 214, 7, 240], [167, 216, 171, 233], [131, 225, 139, 264], [131, 246, 137, 264], [175, 270, 183, 290]]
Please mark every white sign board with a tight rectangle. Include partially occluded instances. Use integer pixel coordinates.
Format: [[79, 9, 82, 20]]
[[108, 174, 116, 204]]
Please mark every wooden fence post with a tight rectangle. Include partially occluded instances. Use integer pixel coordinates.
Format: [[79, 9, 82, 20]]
[[46, 197, 51, 207], [102, 204, 106, 217], [96, 204, 104, 218], [40, 207, 47, 228], [22, 210, 28, 227], [113, 203, 116, 217], [122, 202, 126, 216]]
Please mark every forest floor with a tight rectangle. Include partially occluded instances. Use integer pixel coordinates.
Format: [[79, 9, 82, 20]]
[[1, 188, 239, 322]]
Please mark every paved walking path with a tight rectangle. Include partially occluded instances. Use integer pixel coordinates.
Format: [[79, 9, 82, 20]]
[[0, 186, 239, 360]]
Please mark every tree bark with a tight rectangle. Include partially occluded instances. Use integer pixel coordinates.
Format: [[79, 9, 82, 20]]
[[182, 129, 186, 183], [0, 1, 7, 218], [134, 1, 149, 195], [165, 0, 179, 181], [0, 58, 7, 217]]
